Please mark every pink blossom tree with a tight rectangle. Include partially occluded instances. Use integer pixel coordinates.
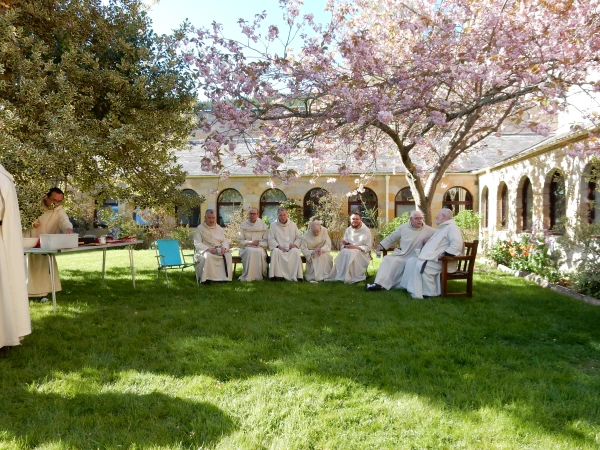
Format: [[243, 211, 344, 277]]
[[185, 0, 600, 224]]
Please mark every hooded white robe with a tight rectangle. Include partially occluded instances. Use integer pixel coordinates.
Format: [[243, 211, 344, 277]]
[[193, 222, 232, 282], [238, 218, 268, 282], [0, 164, 31, 347], [374, 222, 435, 290], [400, 219, 464, 298], [301, 226, 333, 281], [267, 219, 303, 281], [325, 222, 372, 284], [23, 201, 73, 297]]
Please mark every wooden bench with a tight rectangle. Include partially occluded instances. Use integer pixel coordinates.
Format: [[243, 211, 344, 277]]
[[232, 253, 307, 274], [380, 240, 479, 297], [440, 240, 478, 297]]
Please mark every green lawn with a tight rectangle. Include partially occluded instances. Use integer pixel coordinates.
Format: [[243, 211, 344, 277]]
[[1, 249, 599, 449]]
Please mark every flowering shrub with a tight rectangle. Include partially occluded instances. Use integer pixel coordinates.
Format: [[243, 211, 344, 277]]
[[558, 222, 600, 299], [486, 232, 562, 283]]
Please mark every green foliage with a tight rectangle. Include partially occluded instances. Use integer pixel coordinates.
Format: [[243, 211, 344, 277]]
[[559, 222, 600, 299], [486, 239, 513, 267], [486, 232, 562, 283], [97, 209, 143, 240], [168, 225, 195, 250], [0, 0, 198, 219], [454, 210, 481, 242], [305, 192, 347, 250], [221, 206, 246, 248], [279, 198, 305, 230], [379, 213, 410, 243]]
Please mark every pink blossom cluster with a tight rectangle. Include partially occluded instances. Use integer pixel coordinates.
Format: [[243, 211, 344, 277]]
[[184, 0, 600, 215]]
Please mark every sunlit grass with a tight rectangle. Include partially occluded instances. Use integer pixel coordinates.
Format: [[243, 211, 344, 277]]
[[1, 249, 599, 449]]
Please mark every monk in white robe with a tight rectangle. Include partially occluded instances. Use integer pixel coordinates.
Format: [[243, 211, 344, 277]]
[[267, 207, 303, 281], [23, 188, 74, 297], [193, 209, 232, 283], [326, 213, 372, 284], [301, 220, 333, 282], [238, 207, 268, 282], [367, 211, 435, 291], [0, 164, 31, 348], [400, 208, 464, 298]]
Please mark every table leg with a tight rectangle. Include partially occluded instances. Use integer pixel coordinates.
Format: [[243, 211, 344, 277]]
[[102, 248, 107, 285], [48, 254, 57, 313], [128, 245, 136, 288]]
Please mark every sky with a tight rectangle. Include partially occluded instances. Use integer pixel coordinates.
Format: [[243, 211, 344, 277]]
[[145, 0, 330, 37]]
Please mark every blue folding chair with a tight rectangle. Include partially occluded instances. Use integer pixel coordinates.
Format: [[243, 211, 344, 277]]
[[154, 239, 197, 287]]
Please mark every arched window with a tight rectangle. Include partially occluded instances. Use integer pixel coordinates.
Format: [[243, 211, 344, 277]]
[[443, 187, 473, 216], [588, 181, 600, 224], [348, 187, 378, 227], [481, 186, 489, 228], [260, 188, 287, 224], [177, 189, 201, 227], [546, 170, 566, 233], [522, 178, 533, 232], [217, 189, 243, 227], [497, 182, 508, 229], [303, 188, 328, 222], [395, 187, 415, 218]]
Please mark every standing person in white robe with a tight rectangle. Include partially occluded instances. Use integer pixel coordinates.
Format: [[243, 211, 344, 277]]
[[23, 188, 74, 298], [366, 210, 435, 291], [193, 209, 232, 283], [301, 220, 333, 282], [400, 208, 464, 298], [238, 207, 268, 282], [0, 164, 31, 349], [326, 213, 372, 284], [267, 207, 303, 281]]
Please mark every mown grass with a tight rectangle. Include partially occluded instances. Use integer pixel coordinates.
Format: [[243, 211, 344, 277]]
[[1, 249, 599, 449]]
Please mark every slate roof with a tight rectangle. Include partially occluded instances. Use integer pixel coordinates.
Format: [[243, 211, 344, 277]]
[[175, 132, 551, 177]]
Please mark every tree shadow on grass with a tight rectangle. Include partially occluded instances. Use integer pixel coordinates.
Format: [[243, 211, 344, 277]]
[[13, 266, 600, 447], [0, 389, 234, 448]]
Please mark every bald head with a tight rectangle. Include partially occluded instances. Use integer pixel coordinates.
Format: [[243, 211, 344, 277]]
[[435, 208, 453, 226], [309, 220, 322, 235]]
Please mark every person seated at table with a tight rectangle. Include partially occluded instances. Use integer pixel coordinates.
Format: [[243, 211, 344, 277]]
[[325, 213, 372, 284], [238, 207, 268, 282], [0, 163, 31, 349], [301, 219, 333, 282], [193, 209, 232, 283], [399, 208, 464, 299], [23, 187, 74, 299], [366, 210, 435, 291], [267, 207, 303, 281]]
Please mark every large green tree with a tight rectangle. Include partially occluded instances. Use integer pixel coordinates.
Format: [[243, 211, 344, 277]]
[[0, 0, 198, 225]]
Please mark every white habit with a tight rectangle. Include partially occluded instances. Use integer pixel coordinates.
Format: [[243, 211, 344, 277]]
[[374, 222, 435, 290], [301, 226, 333, 281], [400, 219, 464, 298], [267, 219, 303, 281], [238, 218, 268, 282], [193, 222, 233, 282], [0, 164, 31, 347], [23, 201, 73, 297], [326, 222, 372, 284]]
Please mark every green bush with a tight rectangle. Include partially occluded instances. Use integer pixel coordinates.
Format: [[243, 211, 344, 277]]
[[168, 225, 195, 250], [454, 210, 480, 242], [486, 232, 562, 283], [559, 222, 600, 299], [378, 213, 410, 246]]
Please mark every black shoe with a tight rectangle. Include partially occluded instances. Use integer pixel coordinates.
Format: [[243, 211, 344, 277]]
[[366, 283, 383, 291]]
